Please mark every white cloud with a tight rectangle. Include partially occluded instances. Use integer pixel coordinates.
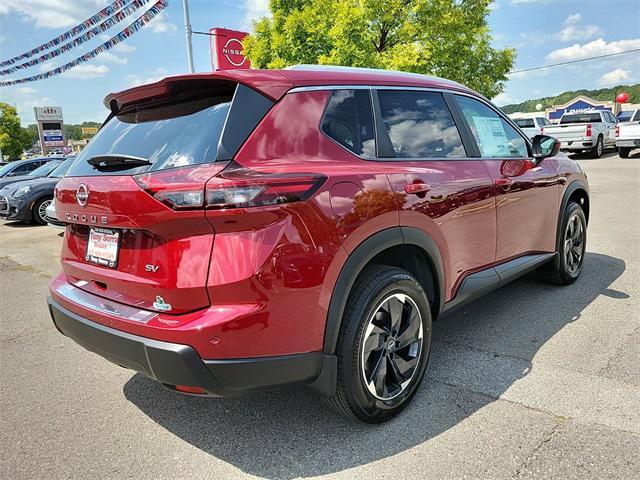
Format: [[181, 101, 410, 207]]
[[557, 13, 603, 42], [61, 64, 109, 79], [149, 12, 177, 33], [243, 0, 270, 28], [598, 68, 630, 87], [0, 0, 104, 29], [112, 42, 136, 54], [492, 92, 517, 106], [99, 52, 128, 65], [15, 86, 37, 95], [125, 67, 169, 87], [545, 38, 640, 62]]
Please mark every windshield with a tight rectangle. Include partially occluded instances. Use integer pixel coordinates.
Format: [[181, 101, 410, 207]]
[[0, 163, 17, 176], [68, 96, 232, 176], [514, 119, 534, 128], [560, 113, 602, 124], [49, 157, 75, 178], [29, 160, 62, 177]]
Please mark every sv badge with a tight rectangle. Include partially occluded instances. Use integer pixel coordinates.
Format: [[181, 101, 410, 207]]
[[145, 264, 160, 273]]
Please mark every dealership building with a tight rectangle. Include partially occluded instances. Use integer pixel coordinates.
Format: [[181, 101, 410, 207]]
[[508, 95, 639, 123]]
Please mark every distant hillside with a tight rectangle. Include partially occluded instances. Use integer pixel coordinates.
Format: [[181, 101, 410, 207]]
[[501, 84, 640, 114]]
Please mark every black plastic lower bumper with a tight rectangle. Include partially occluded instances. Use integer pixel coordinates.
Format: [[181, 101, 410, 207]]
[[48, 298, 336, 397]]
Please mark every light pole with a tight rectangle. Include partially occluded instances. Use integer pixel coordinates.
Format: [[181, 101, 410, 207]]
[[182, 0, 195, 73]]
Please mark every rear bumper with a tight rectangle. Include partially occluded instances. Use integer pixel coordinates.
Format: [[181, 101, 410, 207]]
[[616, 139, 640, 148], [559, 140, 593, 151], [48, 297, 336, 396]]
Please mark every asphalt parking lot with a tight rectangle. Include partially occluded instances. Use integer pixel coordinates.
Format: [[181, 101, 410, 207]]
[[1, 151, 639, 479]]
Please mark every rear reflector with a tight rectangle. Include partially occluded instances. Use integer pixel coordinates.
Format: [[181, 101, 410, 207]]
[[175, 385, 207, 394]]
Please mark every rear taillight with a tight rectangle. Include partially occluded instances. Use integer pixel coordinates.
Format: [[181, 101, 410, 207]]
[[615, 124, 620, 137], [134, 163, 227, 210], [586, 124, 592, 137], [540, 127, 544, 134], [205, 164, 326, 209], [135, 162, 326, 210]]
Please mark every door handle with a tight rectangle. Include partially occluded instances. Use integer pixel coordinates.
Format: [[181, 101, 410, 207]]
[[495, 178, 512, 187], [404, 183, 431, 194]]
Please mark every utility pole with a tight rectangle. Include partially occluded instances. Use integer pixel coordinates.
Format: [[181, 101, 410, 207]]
[[182, 0, 195, 73]]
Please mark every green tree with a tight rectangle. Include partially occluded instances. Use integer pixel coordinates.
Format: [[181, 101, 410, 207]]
[[0, 103, 33, 159], [244, 0, 514, 98]]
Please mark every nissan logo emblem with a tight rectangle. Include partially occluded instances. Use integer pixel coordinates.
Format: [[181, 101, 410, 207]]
[[76, 184, 89, 207]]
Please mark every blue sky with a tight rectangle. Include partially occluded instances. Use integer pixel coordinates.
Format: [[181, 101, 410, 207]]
[[0, 0, 638, 125]]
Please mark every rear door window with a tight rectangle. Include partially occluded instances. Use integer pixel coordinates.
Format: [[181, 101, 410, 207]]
[[321, 89, 376, 157], [377, 90, 466, 158], [455, 95, 529, 158], [515, 119, 534, 128]]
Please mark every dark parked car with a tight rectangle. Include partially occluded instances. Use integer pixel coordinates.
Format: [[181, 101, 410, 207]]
[[0, 157, 74, 224], [0, 157, 56, 179], [48, 66, 589, 423], [0, 157, 61, 190]]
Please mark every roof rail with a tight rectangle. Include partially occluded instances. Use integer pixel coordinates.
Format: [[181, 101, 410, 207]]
[[284, 64, 464, 87]]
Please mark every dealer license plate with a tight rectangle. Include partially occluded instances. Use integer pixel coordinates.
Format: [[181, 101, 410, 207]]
[[86, 228, 120, 268]]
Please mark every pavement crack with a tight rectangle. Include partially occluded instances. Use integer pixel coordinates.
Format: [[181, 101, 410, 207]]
[[513, 420, 564, 478]]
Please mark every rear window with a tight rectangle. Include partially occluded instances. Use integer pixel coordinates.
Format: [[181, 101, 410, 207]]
[[514, 119, 534, 128], [560, 113, 603, 124], [67, 83, 273, 176]]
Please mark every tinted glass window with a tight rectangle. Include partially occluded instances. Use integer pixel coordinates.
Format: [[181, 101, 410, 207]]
[[11, 163, 33, 174], [378, 90, 465, 158], [560, 113, 602, 124], [514, 119, 534, 128], [29, 160, 61, 176], [539, 118, 551, 126], [633, 110, 640, 122], [321, 90, 375, 157], [455, 95, 529, 158]]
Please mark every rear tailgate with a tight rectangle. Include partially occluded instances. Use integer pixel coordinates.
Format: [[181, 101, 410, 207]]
[[544, 124, 588, 142]]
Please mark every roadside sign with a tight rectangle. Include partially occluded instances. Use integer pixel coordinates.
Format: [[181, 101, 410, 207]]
[[210, 28, 250, 70]]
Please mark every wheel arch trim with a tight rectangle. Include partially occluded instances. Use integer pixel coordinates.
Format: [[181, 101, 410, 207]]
[[323, 226, 445, 354], [554, 180, 589, 268]]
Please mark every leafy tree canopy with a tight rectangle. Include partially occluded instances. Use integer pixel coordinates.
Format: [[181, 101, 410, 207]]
[[244, 0, 515, 98], [0, 103, 33, 159]]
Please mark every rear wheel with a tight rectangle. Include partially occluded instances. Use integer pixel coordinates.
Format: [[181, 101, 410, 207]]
[[33, 196, 53, 225], [538, 201, 586, 285], [590, 135, 603, 158], [327, 265, 432, 423], [619, 147, 631, 158]]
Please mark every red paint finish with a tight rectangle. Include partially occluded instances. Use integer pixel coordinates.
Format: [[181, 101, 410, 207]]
[[52, 68, 588, 365]]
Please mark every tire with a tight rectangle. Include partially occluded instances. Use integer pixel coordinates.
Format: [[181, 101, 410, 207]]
[[327, 265, 432, 423], [537, 201, 587, 285], [619, 147, 631, 158], [32, 196, 53, 225], [590, 135, 603, 158]]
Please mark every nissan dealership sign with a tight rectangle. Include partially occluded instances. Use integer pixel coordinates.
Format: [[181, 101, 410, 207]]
[[34, 106, 65, 153], [210, 27, 250, 70]]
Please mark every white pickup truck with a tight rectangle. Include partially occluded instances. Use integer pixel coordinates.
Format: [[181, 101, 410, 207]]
[[616, 109, 640, 158], [543, 110, 617, 158], [511, 116, 552, 139]]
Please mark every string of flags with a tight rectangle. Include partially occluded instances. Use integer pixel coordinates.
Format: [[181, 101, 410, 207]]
[[0, 0, 152, 76], [0, 0, 137, 68], [0, 0, 168, 87]]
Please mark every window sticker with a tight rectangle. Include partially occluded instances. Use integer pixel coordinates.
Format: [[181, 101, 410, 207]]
[[471, 116, 508, 157]]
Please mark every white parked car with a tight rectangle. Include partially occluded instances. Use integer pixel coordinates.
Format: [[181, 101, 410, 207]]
[[543, 110, 617, 158], [46, 196, 64, 228], [615, 109, 640, 158], [512, 116, 551, 138]]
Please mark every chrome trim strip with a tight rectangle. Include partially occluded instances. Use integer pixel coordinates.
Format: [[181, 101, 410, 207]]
[[56, 283, 158, 324]]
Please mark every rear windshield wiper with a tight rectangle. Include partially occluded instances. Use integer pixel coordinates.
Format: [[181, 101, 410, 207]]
[[87, 154, 151, 169]]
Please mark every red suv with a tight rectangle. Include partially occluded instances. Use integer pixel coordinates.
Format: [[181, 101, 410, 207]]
[[48, 66, 589, 423]]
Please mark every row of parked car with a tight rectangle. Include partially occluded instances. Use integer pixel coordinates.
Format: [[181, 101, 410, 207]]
[[0, 156, 74, 226], [511, 108, 640, 158]]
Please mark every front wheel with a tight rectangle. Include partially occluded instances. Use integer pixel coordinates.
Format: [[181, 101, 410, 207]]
[[32, 196, 53, 225], [538, 201, 586, 285], [327, 265, 432, 423]]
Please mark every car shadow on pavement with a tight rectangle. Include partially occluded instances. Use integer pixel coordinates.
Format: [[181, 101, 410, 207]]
[[124, 252, 626, 479]]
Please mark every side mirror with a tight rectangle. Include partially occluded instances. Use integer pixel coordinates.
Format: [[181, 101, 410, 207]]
[[532, 134, 560, 161]]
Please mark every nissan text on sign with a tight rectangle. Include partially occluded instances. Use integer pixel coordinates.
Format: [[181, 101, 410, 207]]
[[209, 27, 250, 70]]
